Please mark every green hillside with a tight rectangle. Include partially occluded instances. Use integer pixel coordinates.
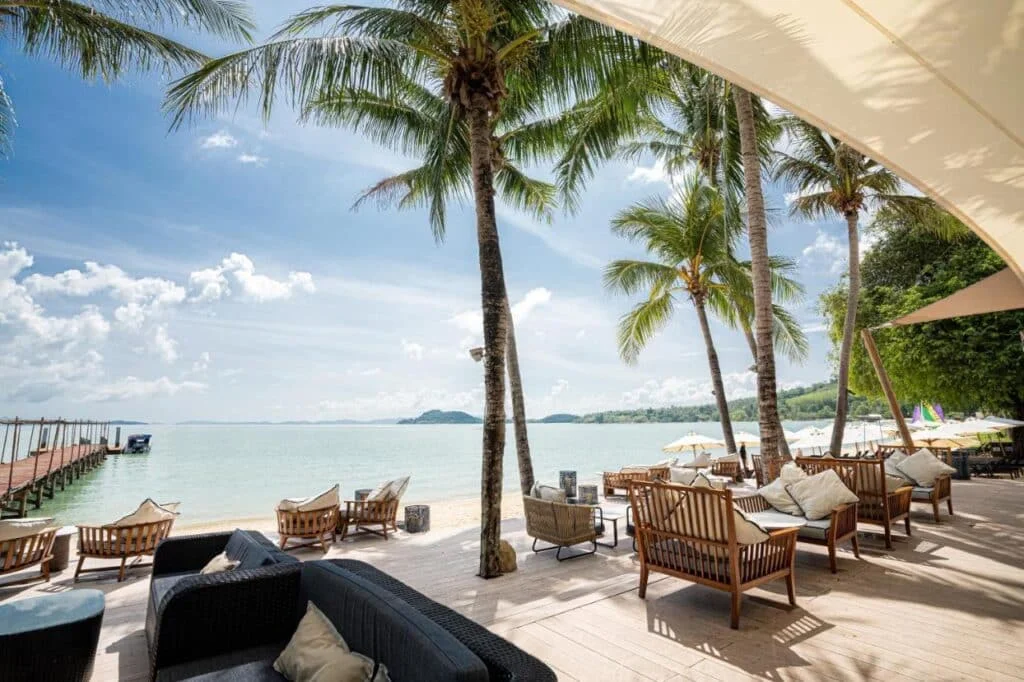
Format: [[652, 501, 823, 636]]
[[398, 410, 482, 425], [577, 382, 904, 423]]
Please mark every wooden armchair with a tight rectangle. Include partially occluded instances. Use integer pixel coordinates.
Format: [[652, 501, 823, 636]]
[[0, 526, 57, 585], [338, 497, 400, 540], [911, 473, 953, 522], [75, 519, 174, 582], [524, 496, 598, 561], [711, 459, 742, 482], [751, 455, 765, 487], [798, 456, 912, 549], [629, 480, 798, 629], [603, 466, 669, 497], [276, 506, 339, 553]]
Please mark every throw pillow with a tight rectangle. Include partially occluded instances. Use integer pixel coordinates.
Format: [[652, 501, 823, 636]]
[[689, 452, 711, 468], [669, 467, 698, 485], [278, 485, 340, 513], [779, 462, 808, 485], [732, 507, 770, 545], [0, 518, 54, 542], [715, 453, 741, 463], [200, 551, 240, 575], [691, 473, 726, 490], [654, 457, 678, 467], [897, 450, 956, 487], [785, 470, 859, 521], [111, 499, 178, 527], [884, 451, 915, 483], [387, 477, 410, 500], [620, 466, 650, 474], [533, 484, 567, 503], [758, 478, 803, 515], [366, 480, 394, 502], [274, 602, 378, 682], [885, 474, 910, 492]]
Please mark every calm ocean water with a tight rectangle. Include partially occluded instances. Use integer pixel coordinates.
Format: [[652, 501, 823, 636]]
[[28, 421, 826, 526]]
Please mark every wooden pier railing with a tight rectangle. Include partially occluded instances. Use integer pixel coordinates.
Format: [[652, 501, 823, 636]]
[[0, 419, 111, 519]]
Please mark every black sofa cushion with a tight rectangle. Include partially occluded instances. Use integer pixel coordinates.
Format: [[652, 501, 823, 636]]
[[224, 530, 290, 570], [298, 562, 488, 682], [156, 644, 285, 682]]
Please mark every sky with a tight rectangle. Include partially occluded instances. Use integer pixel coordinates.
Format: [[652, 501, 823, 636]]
[[0, 2, 859, 423]]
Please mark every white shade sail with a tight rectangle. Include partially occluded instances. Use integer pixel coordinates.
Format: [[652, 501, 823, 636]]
[[886, 269, 1024, 326], [551, 1, 1024, 283]]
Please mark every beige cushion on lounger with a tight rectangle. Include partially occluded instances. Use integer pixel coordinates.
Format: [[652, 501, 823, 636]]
[[274, 601, 382, 682], [885, 474, 911, 492], [786, 470, 858, 521], [620, 465, 649, 474], [758, 478, 803, 515], [387, 476, 410, 500], [0, 517, 54, 542], [896, 449, 956, 487], [715, 453, 741, 463], [111, 499, 178, 527], [669, 467, 698, 485], [691, 473, 726, 490], [278, 485, 340, 513], [779, 462, 809, 485], [654, 457, 678, 467], [200, 551, 240, 575], [733, 507, 771, 545], [366, 480, 394, 501], [532, 483, 567, 503], [884, 451, 916, 483]]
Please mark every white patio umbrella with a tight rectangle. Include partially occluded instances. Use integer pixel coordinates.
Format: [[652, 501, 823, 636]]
[[662, 431, 725, 459], [782, 429, 801, 442], [731, 431, 761, 446], [984, 416, 1024, 428], [841, 422, 888, 449], [945, 420, 1007, 437], [790, 428, 832, 455]]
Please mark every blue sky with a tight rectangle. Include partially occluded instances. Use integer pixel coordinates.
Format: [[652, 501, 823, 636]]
[[0, 2, 854, 422]]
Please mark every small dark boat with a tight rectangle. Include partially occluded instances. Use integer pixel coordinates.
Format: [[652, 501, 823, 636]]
[[124, 434, 152, 454]]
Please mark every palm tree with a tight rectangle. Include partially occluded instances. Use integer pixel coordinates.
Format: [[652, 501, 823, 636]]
[[620, 67, 805, 458], [732, 85, 786, 476], [305, 76, 568, 496], [775, 116, 918, 456], [0, 0, 253, 154], [165, 2, 650, 578], [605, 176, 753, 453]]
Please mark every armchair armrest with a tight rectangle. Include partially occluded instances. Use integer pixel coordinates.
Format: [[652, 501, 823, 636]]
[[152, 531, 232, 577], [829, 502, 858, 540], [887, 486, 913, 517], [149, 563, 301, 675]]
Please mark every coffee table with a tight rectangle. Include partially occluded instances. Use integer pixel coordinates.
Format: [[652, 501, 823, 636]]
[[595, 509, 623, 548]]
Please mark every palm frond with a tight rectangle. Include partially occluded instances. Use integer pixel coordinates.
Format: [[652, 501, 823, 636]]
[[616, 286, 675, 364], [771, 304, 809, 363], [603, 259, 678, 297], [0, 75, 16, 157], [494, 164, 556, 222]]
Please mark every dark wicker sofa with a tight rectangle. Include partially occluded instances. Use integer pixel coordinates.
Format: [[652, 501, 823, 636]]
[[146, 529, 300, 680], [150, 560, 490, 681], [330, 559, 556, 681]]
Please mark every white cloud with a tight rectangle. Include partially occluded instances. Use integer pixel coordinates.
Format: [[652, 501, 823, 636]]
[[200, 131, 238, 149], [627, 159, 671, 185], [450, 287, 553, 337], [622, 372, 807, 409], [87, 376, 205, 402], [575, 329, 586, 340], [401, 339, 424, 361], [188, 253, 315, 303], [550, 379, 569, 397], [151, 325, 178, 364], [191, 351, 211, 374], [802, 322, 828, 334], [801, 231, 847, 275], [237, 153, 268, 166], [0, 350, 104, 403]]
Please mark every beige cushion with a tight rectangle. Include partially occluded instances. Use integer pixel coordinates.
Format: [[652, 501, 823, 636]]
[[200, 551, 239, 575], [534, 484, 567, 503], [0, 518, 54, 542], [691, 473, 726, 490], [620, 466, 649, 474], [111, 499, 178, 527], [786, 470, 859, 521], [387, 476, 410, 500], [366, 480, 393, 501], [654, 457, 678, 467], [659, 488, 767, 545], [885, 474, 911, 492], [779, 462, 808, 485], [897, 450, 956, 487], [273, 602, 376, 682], [758, 478, 803, 515], [715, 453, 741, 463], [885, 452, 916, 483], [278, 485, 340, 513], [732, 506, 771, 545], [669, 467, 698, 485]]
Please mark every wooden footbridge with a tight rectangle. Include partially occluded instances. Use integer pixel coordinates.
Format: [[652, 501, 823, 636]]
[[0, 419, 111, 519]]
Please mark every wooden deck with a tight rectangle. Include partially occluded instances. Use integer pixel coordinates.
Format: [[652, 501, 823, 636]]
[[3, 477, 1024, 681]]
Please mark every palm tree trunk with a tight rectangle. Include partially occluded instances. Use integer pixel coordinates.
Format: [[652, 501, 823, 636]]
[[467, 93, 507, 579], [830, 212, 861, 456], [741, 323, 792, 460], [695, 298, 737, 454], [733, 85, 783, 479], [505, 295, 534, 496]]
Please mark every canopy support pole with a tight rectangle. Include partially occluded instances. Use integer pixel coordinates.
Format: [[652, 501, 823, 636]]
[[861, 328, 916, 453]]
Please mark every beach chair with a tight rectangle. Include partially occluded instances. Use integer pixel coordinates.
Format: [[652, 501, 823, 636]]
[[0, 520, 58, 585], [275, 485, 340, 553], [629, 480, 798, 629], [76, 500, 178, 582], [338, 477, 409, 541], [524, 496, 599, 561]]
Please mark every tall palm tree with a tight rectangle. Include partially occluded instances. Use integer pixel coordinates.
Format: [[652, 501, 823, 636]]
[[775, 116, 918, 456], [165, 2, 651, 578], [620, 67, 805, 458], [732, 85, 785, 476], [305, 76, 568, 496], [0, 0, 254, 154], [605, 176, 752, 453]]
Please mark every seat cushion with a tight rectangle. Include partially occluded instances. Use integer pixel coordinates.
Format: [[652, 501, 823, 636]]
[[797, 518, 832, 541], [151, 573, 193, 610], [224, 530, 276, 570], [747, 510, 807, 530], [155, 645, 285, 682], [912, 486, 936, 500], [758, 478, 803, 515]]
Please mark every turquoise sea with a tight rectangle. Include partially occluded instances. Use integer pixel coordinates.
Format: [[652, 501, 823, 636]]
[[27, 421, 827, 526]]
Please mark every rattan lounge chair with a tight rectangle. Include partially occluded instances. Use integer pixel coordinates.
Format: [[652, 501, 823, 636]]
[[524, 496, 599, 561], [797, 456, 912, 549], [629, 480, 798, 629], [76, 518, 175, 582], [0, 523, 57, 585], [338, 477, 409, 541], [276, 485, 340, 552]]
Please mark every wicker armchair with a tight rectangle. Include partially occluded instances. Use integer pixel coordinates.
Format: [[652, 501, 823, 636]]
[[276, 506, 339, 553], [629, 480, 798, 629], [75, 519, 175, 582], [0, 526, 57, 585], [524, 496, 599, 561], [798, 456, 912, 549]]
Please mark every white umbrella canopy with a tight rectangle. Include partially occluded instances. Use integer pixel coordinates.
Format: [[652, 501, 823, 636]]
[[782, 429, 801, 442], [662, 431, 725, 454], [731, 431, 762, 446], [944, 419, 1007, 437], [984, 416, 1024, 428], [790, 428, 832, 452], [841, 422, 889, 446]]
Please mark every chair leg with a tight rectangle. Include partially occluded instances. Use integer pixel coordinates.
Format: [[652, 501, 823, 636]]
[[883, 518, 893, 550], [904, 516, 912, 536], [828, 542, 837, 574], [730, 590, 741, 630], [279, 535, 288, 550], [638, 565, 649, 599], [786, 572, 797, 606], [947, 497, 954, 516], [118, 557, 127, 582], [41, 560, 50, 582], [932, 498, 940, 523], [851, 533, 861, 559], [74, 556, 85, 583]]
